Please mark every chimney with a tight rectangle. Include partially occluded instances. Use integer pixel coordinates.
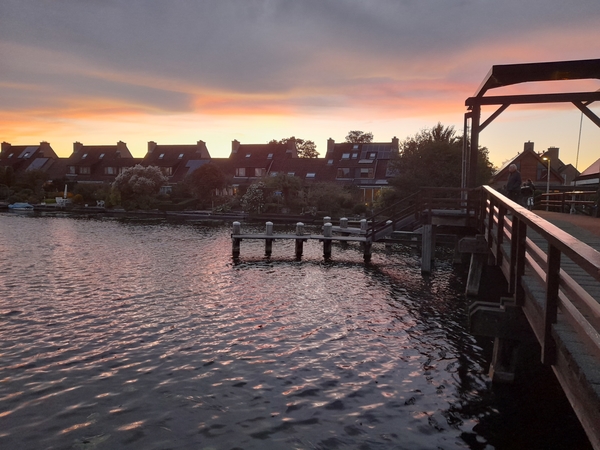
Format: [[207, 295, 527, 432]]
[[523, 141, 534, 152], [73, 142, 83, 154], [392, 136, 399, 152], [196, 140, 209, 158], [39, 141, 50, 158], [232, 139, 240, 155], [286, 137, 297, 157], [1, 142, 11, 154], [327, 138, 335, 157], [148, 141, 157, 154]]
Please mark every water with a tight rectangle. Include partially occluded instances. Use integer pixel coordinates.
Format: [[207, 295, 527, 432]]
[[0, 213, 590, 449]]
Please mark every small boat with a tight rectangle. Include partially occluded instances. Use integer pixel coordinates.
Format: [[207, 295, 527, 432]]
[[8, 202, 34, 211]]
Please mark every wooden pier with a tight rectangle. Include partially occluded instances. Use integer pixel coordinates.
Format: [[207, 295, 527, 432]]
[[231, 219, 371, 260]]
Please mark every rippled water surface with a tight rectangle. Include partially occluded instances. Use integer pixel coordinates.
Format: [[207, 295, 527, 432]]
[[0, 213, 590, 449]]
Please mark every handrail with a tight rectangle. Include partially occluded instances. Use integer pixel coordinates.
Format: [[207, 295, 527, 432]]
[[365, 187, 482, 240], [479, 185, 600, 366]]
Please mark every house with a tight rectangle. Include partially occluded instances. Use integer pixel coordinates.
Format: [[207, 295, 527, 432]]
[[217, 139, 298, 192], [142, 141, 212, 187], [540, 146, 580, 186], [573, 157, 600, 187], [65, 141, 139, 183], [0, 141, 60, 177], [323, 137, 399, 205], [490, 142, 564, 191]]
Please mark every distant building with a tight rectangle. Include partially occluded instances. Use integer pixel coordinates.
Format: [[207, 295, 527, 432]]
[[573, 157, 600, 187], [490, 142, 565, 191], [143, 141, 212, 191], [65, 141, 139, 184], [0, 141, 59, 176]]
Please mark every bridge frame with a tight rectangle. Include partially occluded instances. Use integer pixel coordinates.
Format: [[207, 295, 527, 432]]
[[463, 58, 600, 188]]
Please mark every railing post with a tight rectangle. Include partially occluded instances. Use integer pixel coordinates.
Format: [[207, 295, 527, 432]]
[[515, 217, 527, 307], [496, 205, 506, 266], [509, 217, 519, 294], [542, 244, 560, 365]]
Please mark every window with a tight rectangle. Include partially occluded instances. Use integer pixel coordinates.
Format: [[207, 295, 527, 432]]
[[267, 153, 273, 159], [352, 153, 358, 159], [8, 153, 13, 158], [270, 172, 278, 176], [368, 152, 377, 159], [287, 172, 295, 176], [23, 152, 30, 158], [327, 159, 333, 165], [245, 153, 251, 158], [255, 168, 265, 177], [104, 167, 116, 175], [235, 167, 246, 177], [80, 166, 90, 174], [178, 153, 184, 159], [162, 167, 173, 176], [99, 153, 105, 159], [159, 153, 165, 159], [306, 173, 316, 178], [68, 166, 76, 174], [359, 168, 374, 178], [337, 168, 351, 178], [82, 153, 87, 159], [341, 153, 350, 160], [353, 144, 359, 149]]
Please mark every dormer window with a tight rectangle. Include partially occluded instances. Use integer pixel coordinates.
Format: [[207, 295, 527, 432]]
[[99, 153, 105, 159], [267, 153, 273, 159], [341, 153, 350, 160], [82, 153, 87, 159], [159, 153, 165, 159], [178, 153, 184, 159]]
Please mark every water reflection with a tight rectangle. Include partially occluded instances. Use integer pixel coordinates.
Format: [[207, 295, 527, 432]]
[[0, 214, 589, 449]]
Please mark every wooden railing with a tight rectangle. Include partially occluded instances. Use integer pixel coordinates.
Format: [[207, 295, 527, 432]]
[[539, 190, 597, 215], [481, 186, 600, 359], [365, 187, 481, 241]]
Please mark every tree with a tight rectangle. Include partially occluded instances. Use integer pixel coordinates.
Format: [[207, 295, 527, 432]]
[[269, 137, 319, 158], [112, 165, 167, 209], [241, 182, 266, 214], [187, 163, 227, 201], [345, 130, 373, 143], [263, 173, 303, 209], [388, 123, 494, 199]]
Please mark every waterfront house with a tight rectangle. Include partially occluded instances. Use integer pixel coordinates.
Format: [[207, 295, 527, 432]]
[[0, 141, 60, 177], [65, 141, 139, 184], [142, 141, 212, 192]]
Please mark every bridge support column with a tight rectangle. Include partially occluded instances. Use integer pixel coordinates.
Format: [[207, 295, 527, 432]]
[[459, 235, 489, 297]]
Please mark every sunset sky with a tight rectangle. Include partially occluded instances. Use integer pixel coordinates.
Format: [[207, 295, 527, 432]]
[[1, 1, 599, 171]]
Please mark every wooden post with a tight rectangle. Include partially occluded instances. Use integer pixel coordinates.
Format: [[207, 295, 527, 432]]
[[363, 240, 372, 262], [542, 244, 560, 365], [323, 216, 331, 226], [360, 219, 368, 233], [232, 221, 241, 257], [323, 222, 332, 258], [340, 217, 348, 229], [265, 221, 273, 256], [295, 222, 304, 259]]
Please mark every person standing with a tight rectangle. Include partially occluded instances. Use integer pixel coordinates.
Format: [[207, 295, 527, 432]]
[[506, 164, 522, 203], [521, 179, 535, 210]]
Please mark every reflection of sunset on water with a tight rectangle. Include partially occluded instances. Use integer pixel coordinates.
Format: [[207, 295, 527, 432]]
[[0, 214, 591, 449]]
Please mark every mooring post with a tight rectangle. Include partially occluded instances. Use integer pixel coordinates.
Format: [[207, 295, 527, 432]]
[[340, 217, 348, 229], [323, 222, 332, 258], [421, 212, 434, 273], [363, 239, 372, 262], [360, 219, 368, 233], [295, 222, 304, 259], [323, 216, 331, 226], [265, 221, 273, 256], [232, 221, 241, 257]]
